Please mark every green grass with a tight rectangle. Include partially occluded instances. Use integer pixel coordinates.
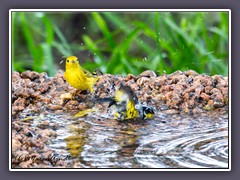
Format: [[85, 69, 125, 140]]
[[12, 11, 229, 76]]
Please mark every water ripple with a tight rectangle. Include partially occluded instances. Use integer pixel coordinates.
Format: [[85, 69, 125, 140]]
[[33, 112, 229, 168], [134, 116, 228, 168]]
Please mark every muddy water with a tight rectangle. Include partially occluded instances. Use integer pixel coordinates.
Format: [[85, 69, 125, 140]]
[[32, 112, 228, 168]]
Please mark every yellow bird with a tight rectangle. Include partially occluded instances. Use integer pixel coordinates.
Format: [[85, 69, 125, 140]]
[[64, 56, 99, 92], [108, 83, 155, 120]]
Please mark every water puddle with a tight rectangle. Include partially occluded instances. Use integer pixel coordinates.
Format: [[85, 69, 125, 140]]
[[32, 112, 228, 168]]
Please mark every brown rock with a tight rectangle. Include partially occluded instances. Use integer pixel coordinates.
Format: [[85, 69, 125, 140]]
[[12, 69, 228, 119], [162, 109, 180, 115], [19, 159, 33, 168], [125, 74, 136, 81], [136, 77, 149, 87], [218, 87, 228, 95], [204, 86, 213, 94], [138, 70, 157, 78], [12, 139, 22, 151], [195, 85, 204, 95], [200, 93, 211, 101], [213, 99, 224, 108], [210, 88, 221, 94], [208, 99, 214, 105], [168, 70, 183, 78], [184, 70, 199, 76], [12, 72, 20, 82], [199, 76, 212, 87], [14, 150, 29, 158], [183, 93, 190, 101], [21, 70, 40, 81], [48, 104, 63, 111]]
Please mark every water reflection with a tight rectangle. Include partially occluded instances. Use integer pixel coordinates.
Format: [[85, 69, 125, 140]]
[[64, 121, 91, 157], [35, 112, 228, 168]]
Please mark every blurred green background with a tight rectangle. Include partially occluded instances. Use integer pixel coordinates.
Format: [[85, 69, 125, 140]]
[[11, 11, 229, 77]]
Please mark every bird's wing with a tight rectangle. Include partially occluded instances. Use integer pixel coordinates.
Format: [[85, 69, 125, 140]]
[[80, 66, 94, 78]]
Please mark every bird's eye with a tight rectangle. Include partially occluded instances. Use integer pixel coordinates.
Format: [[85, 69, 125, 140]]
[[67, 60, 69, 62]]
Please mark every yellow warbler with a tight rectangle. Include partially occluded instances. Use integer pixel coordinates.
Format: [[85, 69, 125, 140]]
[[64, 56, 99, 92]]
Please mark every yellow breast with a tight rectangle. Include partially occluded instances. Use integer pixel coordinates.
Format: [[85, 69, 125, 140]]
[[64, 56, 90, 90]]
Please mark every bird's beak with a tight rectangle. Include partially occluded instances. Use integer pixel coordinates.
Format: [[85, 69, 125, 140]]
[[71, 60, 75, 63]]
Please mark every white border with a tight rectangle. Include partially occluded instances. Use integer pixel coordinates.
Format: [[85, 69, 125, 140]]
[[9, 9, 231, 171]]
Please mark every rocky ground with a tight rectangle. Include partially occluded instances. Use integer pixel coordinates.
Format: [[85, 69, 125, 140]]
[[11, 70, 228, 168]]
